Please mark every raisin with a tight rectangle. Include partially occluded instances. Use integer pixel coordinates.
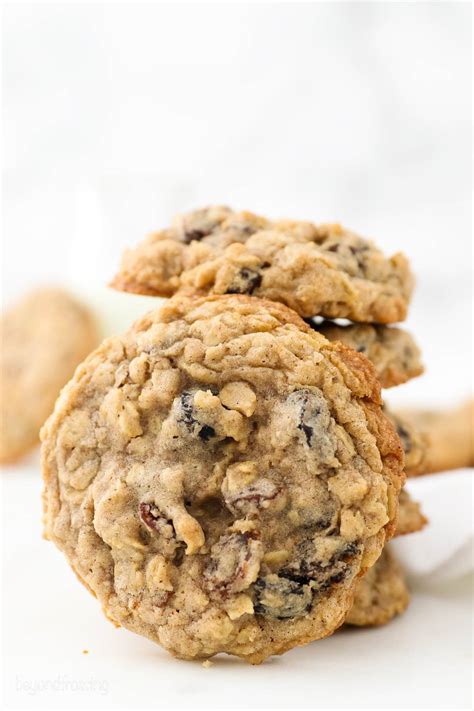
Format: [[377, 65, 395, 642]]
[[225, 268, 262, 295], [253, 575, 313, 619], [324, 240, 369, 273], [177, 207, 231, 243], [178, 391, 216, 442], [224, 478, 281, 516], [173, 545, 186, 567], [204, 532, 263, 595], [183, 228, 208, 243], [287, 389, 337, 463], [224, 221, 259, 238], [349, 244, 370, 270], [138, 503, 175, 538], [293, 390, 324, 445], [282, 540, 361, 595], [199, 424, 216, 441], [179, 391, 195, 425], [234, 224, 256, 236], [311, 514, 337, 533]]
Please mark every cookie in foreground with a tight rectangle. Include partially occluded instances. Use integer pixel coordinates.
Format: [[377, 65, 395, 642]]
[[41, 295, 404, 663], [0, 287, 98, 464], [111, 206, 413, 324]]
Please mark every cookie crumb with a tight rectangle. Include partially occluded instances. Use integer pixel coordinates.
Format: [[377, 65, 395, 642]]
[[82, 650, 89, 655], [202, 659, 213, 668]]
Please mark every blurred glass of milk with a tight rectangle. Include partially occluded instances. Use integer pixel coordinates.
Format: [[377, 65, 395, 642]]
[[65, 174, 196, 337]]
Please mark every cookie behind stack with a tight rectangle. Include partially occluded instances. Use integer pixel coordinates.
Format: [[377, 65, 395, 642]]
[[0, 288, 98, 464]]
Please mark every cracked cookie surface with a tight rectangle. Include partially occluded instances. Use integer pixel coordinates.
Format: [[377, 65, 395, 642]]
[[111, 206, 413, 324], [345, 546, 409, 626], [41, 295, 404, 663], [0, 287, 98, 464], [313, 322, 423, 389]]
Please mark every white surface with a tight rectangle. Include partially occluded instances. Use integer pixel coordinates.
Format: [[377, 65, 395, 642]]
[[2, 3, 472, 710], [1, 461, 472, 711]]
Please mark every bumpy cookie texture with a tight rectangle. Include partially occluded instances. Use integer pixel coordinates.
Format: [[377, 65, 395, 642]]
[[42, 295, 404, 663], [0, 287, 98, 464], [401, 400, 474, 474], [313, 322, 423, 389], [385, 407, 429, 478], [111, 206, 413, 324], [395, 490, 427, 536], [345, 546, 409, 627]]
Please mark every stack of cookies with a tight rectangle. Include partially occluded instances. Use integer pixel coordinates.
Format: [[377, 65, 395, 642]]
[[41, 207, 435, 663]]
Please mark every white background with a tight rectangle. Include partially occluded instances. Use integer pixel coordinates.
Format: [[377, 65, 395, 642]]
[[1, 3, 472, 710]]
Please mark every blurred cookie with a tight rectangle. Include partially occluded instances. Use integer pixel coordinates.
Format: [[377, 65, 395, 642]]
[[111, 206, 413, 324], [0, 287, 98, 464], [400, 400, 473, 474], [345, 546, 409, 627], [41, 294, 404, 663], [313, 322, 423, 388], [395, 489, 428, 536], [385, 407, 430, 478]]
